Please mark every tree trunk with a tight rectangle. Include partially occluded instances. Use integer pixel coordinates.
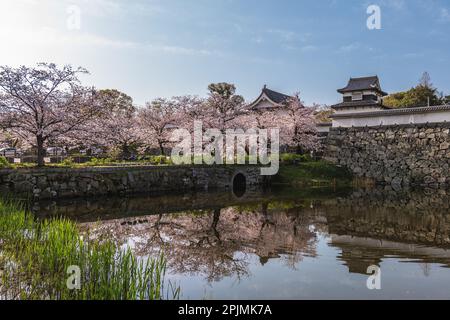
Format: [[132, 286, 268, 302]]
[[210, 209, 221, 241], [158, 142, 165, 156], [122, 144, 130, 160], [37, 135, 45, 167]]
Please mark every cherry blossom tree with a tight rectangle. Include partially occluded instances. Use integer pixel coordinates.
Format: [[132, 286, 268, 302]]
[[139, 96, 201, 155], [79, 89, 142, 160], [280, 93, 321, 154], [173, 95, 206, 131], [239, 108, 279, 131], [0, 63, 101, 166], [0, 130, 23, 150]]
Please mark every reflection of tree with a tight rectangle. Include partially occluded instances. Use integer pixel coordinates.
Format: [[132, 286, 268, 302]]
[[254, 203, 317, 270], [420, 263, 431, 277], [84, 202, 318, 283]]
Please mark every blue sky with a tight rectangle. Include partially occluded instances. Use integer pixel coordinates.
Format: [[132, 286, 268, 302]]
[[0, 0, 449, 106]]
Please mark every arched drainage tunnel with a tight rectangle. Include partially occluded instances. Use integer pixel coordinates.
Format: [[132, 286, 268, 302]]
[[232, 172, 247, 198]]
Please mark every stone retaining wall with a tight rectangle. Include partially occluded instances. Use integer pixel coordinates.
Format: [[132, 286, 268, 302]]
[[324, 122, 450, 188], [0, 165, 268, 200]]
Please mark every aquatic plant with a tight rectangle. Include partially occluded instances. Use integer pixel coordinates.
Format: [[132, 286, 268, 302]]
[[0, 199, 179, 300]]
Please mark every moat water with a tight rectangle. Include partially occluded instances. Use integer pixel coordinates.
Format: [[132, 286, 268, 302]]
[[32, 186, 450, 299]]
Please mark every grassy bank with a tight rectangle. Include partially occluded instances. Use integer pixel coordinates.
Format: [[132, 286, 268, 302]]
[[0, 156, 173, 169], [273, 160, 353, 187], [0, 199, 179, 300]]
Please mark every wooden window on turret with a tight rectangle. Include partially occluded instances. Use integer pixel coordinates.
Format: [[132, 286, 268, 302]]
[[352, 92, 363, 101]]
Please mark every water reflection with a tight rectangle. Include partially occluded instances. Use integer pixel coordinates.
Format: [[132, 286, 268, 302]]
[[31, 186, 450, 299]]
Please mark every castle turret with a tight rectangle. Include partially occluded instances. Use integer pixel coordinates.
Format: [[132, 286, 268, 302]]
[[331, 76, 387, 114]]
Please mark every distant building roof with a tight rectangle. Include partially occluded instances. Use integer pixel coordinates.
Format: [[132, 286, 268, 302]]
[[316, 122, 332, 127], [248, 85, 293, 110], [262, 86, 292, 104], [330, 100, 384, 110], [337, 76, 388, 96], [330, 104, 450, 119]]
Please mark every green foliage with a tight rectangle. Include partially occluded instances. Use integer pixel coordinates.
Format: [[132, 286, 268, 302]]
[[208, 82, 237, 99], [60, 157, 75, 166], [384, 73, 444, 108], [0, 156, 10, 168], [384, 85, 443, 108], [84, 157, 114, 166], [383, 91, 407, 108], [151, 155, 172, 165], [207, 82, 245, 105], [315, 108, 334, 123], [280, 153, 312, 164], [274, 160, 353, 186], [97, 89, 135, 115], [0, 199, 179, 300], [139, 155, 172, 165]]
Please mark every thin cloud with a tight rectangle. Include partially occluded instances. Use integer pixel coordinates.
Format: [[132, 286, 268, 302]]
[[403, 52, 424, 59], [301, 45, 319, 53], [381, 0, 406, 10], [76, 0, 165, 18], [440, 8, 450, 22], [336, 42, 375, 54], [0, 25, 214, 57], [336, 43, 361, 54], [267, 28, 297, 42]]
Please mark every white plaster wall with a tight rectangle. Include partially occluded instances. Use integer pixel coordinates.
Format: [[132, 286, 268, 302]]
[[253, 100, 277, 110], [333, 110, 450, 128], [316, 125, 331, 133], [343, 90, 378, 97], [335, 106, 384, 114]]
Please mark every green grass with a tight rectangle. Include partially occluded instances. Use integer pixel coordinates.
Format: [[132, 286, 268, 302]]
[[5, 156, 174, 169], [273, 160, 353, 187], [279, 153, 312, 164], [0, 198, 179, 300]]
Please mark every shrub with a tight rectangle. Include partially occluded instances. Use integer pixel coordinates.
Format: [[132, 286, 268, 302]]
[[60, 157, 75, 166], [0, 156, 11, 168], [141, 155, 172, 165], [151, 155, 172, 165], [280, 153, 312, 164], [84, 157, 114, 166]]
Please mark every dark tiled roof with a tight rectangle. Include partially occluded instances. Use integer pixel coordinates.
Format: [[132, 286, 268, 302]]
[[331, 100, 383, 110], [316, 122, 332, 127], [262, 87, 292, 104], [331, 104, 450, 119], [337, 76, 387, 96]]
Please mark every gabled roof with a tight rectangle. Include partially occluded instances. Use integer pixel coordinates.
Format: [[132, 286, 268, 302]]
[[248, 85, 293, 110], [337, 76, 388, 96], [262, 87, 292, 104]]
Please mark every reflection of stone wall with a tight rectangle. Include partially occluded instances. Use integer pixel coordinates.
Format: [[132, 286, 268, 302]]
[[325, 123, 450, 187], [0, 165, 268, 200], [32, 188, 268, 221], [324, 188, 450, 247]]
